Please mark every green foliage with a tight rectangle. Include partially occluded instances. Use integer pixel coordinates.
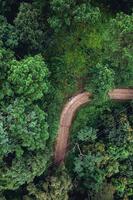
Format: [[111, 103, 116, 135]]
[[48, 21, 105, 105], [69, 104, 133, 199], [0, 39, 50, 192], [8, 55, 49, 101], [0, 1, 133, 199], [14, 3, 46, 53], [87, 63, 114, 102], [77, 127, 97, 142], [74, 152, 106, 191], [0, 151, 49, 191], [0, 44, 14, 100], [0, 15, 18, 49], [92, 183, 115, 200], [0, 99, 49, 156], [48, 0, 101, 31], [24, 165, 72, 200], [0, 98, 50, 190], [85, 12, 133, 101], [113, 157, 133, 198], [103, 12, 133, 87]]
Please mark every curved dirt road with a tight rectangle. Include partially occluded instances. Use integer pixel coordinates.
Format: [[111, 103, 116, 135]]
[[54, 89, 133, 164]]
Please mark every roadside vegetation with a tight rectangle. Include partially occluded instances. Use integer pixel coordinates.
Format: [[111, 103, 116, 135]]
[[0, 0, 132, 199]]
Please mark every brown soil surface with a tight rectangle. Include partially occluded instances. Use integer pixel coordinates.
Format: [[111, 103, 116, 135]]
[[54, 89, 133, 164]]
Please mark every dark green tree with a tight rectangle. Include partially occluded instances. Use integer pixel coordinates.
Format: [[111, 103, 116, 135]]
[[24, 165, 72, 200], [48, 0, 101, 32], [0, 15, 18, 49], [14, 2, 47, 54]]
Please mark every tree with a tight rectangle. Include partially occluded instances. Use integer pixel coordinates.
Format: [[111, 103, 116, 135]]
[[14, 3, 47, 54], [0, 15, 18, 49], [112, 156, 133, 199], [24, 165, 72, 200], [0, 150, 49, 191], [92, 183, 115, 200], [103, 12, 133, 87], [85, 12, 133, 102], [8, 55, 49, 101], [0, 99, 49, 156], [70, 104, 133, 199], [0, 45, 50, 191], [48, 0, 101, 32], [87, 63, 114, 102], [0, 96, 50, 191], [0, 42, 14, 100]]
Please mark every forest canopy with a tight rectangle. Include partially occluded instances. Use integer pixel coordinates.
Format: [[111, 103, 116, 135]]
[[0, 0, 133, 200]]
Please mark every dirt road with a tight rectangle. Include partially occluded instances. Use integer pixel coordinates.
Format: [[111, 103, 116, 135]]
[[54, 89, 133, 164]]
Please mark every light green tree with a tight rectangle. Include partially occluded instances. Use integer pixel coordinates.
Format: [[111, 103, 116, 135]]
[[8, 55, 49, 101]]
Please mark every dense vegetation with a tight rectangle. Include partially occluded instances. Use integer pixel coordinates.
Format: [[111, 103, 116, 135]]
[[0, 0, 132, 199]]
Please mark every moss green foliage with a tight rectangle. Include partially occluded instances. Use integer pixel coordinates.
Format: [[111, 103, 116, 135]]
[[68, 102, 133, 199], [0, 0, 133, 199], [24, 165, 72, 200], [92, 183, 115, 200]]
